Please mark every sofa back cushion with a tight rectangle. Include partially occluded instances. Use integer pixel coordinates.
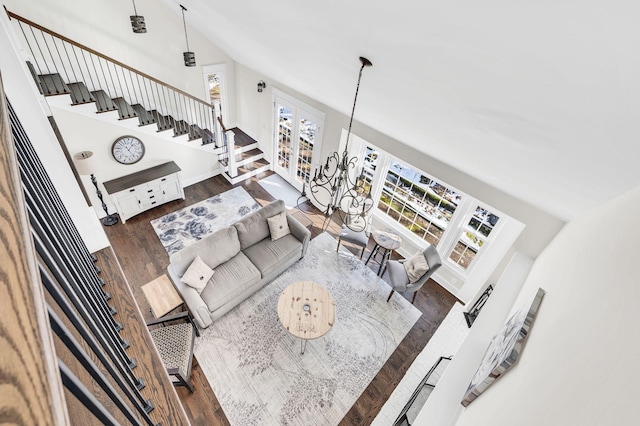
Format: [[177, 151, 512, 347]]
[[234, 199, 286, 249], [169, 226, 241, 276]]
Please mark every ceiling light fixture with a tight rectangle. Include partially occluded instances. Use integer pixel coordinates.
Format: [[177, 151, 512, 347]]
[[130, 0, 146, 33], [303, 56, 374, 232], [257, 80, 266, 92], [180, 4, 196, 67]]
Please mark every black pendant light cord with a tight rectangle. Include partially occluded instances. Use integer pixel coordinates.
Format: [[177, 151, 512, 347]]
[[344, 57, 372, 155], [180, 5, 190, 51], [132, 0, 138, 15]]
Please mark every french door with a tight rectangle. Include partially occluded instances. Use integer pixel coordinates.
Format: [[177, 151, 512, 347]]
[[273, 91, 324, 192]]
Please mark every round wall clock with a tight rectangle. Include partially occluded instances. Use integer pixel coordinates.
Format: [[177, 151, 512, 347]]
[[111, 135, 145, 165]]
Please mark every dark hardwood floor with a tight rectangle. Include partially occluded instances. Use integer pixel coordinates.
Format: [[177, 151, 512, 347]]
[[103, 171, 458, 425]]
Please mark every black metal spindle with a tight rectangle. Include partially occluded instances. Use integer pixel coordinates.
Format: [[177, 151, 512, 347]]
[[58, 360, 121, 426], [50, 35, 71, 84], [48, 307, 156, 425], [34, 229, 143, 388]]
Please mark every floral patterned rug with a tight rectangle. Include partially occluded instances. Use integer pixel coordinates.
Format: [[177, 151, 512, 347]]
[[150, 186, 260, 255], [194, 232, 422, 425]]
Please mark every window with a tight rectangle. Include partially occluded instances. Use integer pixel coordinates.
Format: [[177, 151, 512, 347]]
[[202, 64, 228, 125], [354, 142, 511, 280], [378, 158, 461, 247], [449, 206, 500, 270]]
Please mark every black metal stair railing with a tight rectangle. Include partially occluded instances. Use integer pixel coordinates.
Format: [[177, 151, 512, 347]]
[[8, 10, 221, 147]]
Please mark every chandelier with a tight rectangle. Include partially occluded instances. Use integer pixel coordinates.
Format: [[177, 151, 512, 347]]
[[303, 56, 374, 232]]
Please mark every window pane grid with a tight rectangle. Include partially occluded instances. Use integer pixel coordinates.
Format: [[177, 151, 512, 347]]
[[376, 158, 460, 247], [277, 106, 292, 169], [296, 117, 316, 184], [449, 206, 500, 270]]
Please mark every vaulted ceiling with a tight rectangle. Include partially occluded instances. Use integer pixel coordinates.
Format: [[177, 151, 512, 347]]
[[161, 0, 640, 221]]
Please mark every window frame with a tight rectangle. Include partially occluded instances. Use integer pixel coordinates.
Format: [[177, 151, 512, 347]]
[[354, 141, 507, 280]]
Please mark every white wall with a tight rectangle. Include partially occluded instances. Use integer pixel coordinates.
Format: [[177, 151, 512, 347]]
[[50, 107, 220, 217], [0, 8, 109, 252], [449, 184, 640, 425]]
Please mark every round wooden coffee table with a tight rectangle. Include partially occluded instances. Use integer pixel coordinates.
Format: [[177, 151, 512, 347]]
[[277, 281, 336, 354]]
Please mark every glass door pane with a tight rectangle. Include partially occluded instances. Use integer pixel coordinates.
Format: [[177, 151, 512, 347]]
[[296, 115, 317, 186], [276, 105, 293, 176]]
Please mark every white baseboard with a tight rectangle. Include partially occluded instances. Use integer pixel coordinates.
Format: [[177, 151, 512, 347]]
[[181, 166, 223, 188]]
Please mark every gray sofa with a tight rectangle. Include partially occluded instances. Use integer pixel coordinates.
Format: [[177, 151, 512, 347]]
[[167, 199, 311, 329]]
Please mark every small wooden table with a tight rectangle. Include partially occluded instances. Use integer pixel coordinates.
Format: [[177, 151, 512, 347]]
[[141, 274, 184, 318], [365, 230, 402, 276], [277, 281, 336, 354]]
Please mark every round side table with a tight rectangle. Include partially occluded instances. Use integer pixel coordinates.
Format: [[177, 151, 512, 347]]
[[365, 230, 402, 276]]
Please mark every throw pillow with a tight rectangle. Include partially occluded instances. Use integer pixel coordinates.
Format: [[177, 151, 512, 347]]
[[181, 255, 214, 294], [403, 250, 430, 284], [267, 211, 291, 241]]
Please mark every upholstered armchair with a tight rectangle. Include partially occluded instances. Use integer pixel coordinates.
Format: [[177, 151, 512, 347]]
[[336, 215, 371, 259], [385, 244, 442, 304], [147, 311, 198, 392]]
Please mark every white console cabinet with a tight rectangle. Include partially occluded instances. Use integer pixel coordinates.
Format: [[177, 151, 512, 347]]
[[103, 161, 184, 223]]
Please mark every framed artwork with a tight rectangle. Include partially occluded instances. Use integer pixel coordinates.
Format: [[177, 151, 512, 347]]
[[461, 287, 545, 407]]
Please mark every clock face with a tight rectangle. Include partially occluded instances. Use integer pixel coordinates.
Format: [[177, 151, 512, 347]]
[[111, 136, 145, 165]]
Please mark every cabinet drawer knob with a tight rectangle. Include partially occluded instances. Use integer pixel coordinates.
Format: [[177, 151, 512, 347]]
[[129, 188, 135, 192], [161, 178, 167, 181], [149, 195, 155, 199], [151, 201, 156, 205], [147, 189, 153, 193]]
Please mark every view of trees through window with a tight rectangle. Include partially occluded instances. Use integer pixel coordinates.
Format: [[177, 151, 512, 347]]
[[277, 106, 292, 170], [449, 206, 500, 269], [379, 159, 461, 247], [296, 117, 316, 184], [365, 146, 501, 271]]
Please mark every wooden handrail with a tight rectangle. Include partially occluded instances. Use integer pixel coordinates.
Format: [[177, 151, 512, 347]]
[[217, 116, 227, 133], [6, 9, 213, 109]]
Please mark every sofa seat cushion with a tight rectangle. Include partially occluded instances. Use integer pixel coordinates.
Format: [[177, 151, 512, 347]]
[[243, 234, 302, 278], [199, 251, 261, 310]]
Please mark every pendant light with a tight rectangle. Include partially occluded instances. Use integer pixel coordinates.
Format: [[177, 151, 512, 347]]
[[180, 5, 196, 67], [130, 0, 146, 33]]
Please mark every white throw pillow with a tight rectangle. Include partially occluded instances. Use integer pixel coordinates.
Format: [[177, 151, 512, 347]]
[[267, 211, 291, 241], [403, 251, 430, 284], [181, 255, 214, 294]]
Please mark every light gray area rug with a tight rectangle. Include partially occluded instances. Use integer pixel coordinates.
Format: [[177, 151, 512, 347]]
[[258, 173, 305, 210], [150, 186, 259, 255], [194, 232, 422, 426]]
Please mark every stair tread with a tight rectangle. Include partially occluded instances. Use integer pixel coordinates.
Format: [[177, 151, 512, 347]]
[[237, 148, 263, 161], [132, 104, 156, 126], [236, 158, 270, 176], [230, 127, 258, 147], [91, 90, 118, 112], [67, 82, 95, 104], [38, 73, 70, 96], [201, 128, 216, 145], [113, 97, 137, 120], [173, 120, 190, 136], [151, 111, 175, 131]]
